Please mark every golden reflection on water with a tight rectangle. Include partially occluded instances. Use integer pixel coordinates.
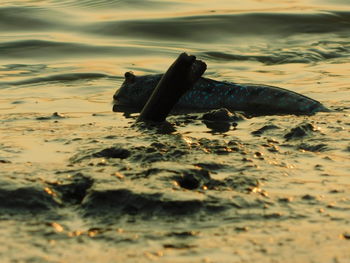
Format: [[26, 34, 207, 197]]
[[0, 1, 350, 262]]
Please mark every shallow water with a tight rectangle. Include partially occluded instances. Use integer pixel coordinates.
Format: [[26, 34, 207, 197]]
[[0, 0, 350, 262]]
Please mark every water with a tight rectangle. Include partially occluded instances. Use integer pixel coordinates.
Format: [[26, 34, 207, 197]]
[[0, 1, 349, 262]]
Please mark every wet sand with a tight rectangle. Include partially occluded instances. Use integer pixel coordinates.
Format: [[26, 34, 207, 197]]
[[1, 0, 350, 262], [1, 108, 349, 262]]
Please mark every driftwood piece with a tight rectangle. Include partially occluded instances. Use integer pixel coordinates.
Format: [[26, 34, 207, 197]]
[[137, 52, 207, 122]]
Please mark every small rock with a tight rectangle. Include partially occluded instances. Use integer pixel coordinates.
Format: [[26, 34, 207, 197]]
[[92, 147, 130, 159], [202, 108, 244, 122], [202, 108, 245, 133], [176, 169, 211, 190], [284, 123, 318, 140], [301, 194, 316, 200], [342, 232, 350, 240], [177, 174, 200, 189], [203, 121, 231, 133], [278, 197, 293, 203]]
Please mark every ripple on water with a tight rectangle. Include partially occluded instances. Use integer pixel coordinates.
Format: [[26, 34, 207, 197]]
[[1, 1, 350, 261], [0, 6, 70, 31], [0, 40, 171, 60], [200, 40, 350, 64], [85, 12, 350, 41]]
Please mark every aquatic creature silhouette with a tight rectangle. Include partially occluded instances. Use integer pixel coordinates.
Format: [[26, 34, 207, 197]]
[[113, 72, 329, 115]]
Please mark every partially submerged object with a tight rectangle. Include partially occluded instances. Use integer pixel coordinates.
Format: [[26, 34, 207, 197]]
[[114, 64, 329, 117], [137, 53, 206, 122]]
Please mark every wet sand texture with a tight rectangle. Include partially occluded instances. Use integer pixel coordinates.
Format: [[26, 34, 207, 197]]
[[0, 0, 350, 262]]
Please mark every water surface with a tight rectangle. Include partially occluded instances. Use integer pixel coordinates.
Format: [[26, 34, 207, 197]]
[[0, 0, 349, 262]]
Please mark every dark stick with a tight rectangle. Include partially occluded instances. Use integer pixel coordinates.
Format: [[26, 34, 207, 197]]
[[137, 52, 207, 122]]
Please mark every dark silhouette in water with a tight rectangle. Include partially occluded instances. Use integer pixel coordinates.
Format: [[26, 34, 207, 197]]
[[113, 72, 329, 115], [137, 53, 206, 122]]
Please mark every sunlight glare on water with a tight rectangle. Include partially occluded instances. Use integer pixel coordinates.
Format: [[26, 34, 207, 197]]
[[0, 0, 349, 262]]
